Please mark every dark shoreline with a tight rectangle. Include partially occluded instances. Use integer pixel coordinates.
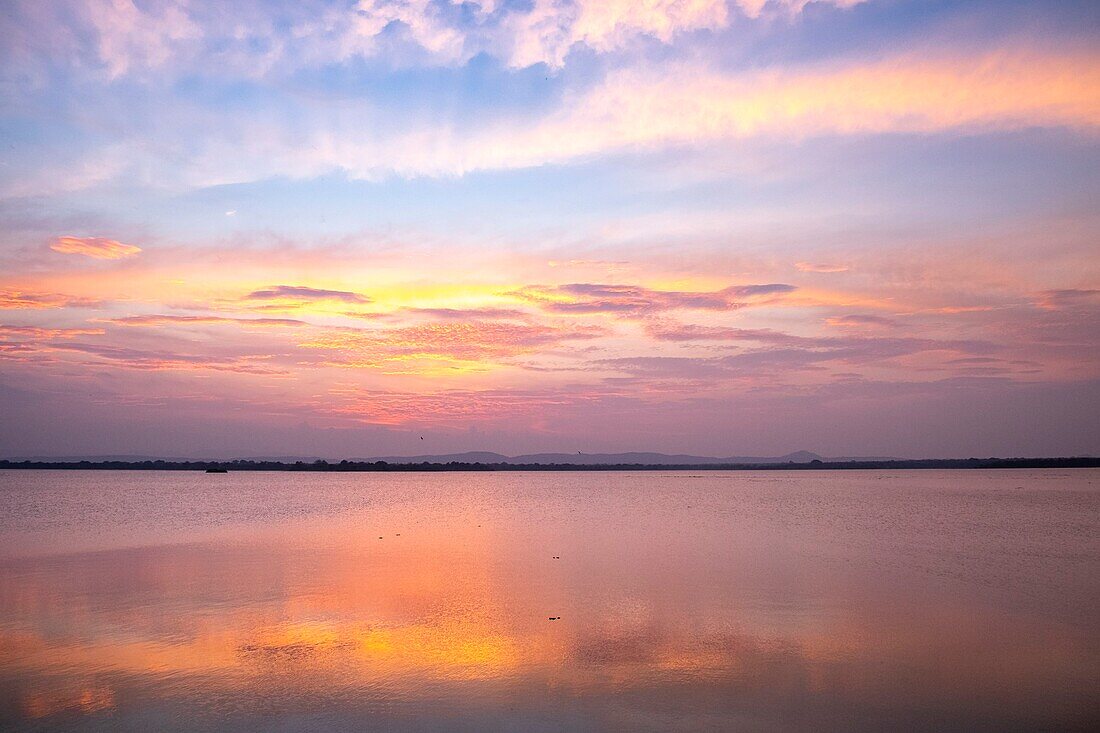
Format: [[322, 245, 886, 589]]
[[1, 457, 1097, 472]]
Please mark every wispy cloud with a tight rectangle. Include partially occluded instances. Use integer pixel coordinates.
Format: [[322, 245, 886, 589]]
[[326, 385, 618, 426], [0, 290, 103, 310], [48, 342, 289, 375], [0, 324, 104, 339], [515, 283, 796, 316], [9, 0, 861, 78], [246, 285, 371, 304], [49, 236, 141, 259], [12, 30, 1096, 193], [645, 322, 818, 345], [1033, 289, 1100, 310], [304, 320, 606, 368], [826, 314, 898, 330], [105, 314, 307, 328], [207, 47, 1098, 182], [400, 307, 531, 321], [498, 51, 1100, 170], [796, 262, 849, 273]]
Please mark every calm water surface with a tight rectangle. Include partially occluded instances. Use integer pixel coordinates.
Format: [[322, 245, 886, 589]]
[[0, 469, 1097, 731]]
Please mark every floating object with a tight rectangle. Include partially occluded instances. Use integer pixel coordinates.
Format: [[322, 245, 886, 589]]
[[205, 468, 228, 473]]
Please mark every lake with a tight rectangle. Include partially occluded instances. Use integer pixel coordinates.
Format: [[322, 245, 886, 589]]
[[0, 469, 1097, 731]]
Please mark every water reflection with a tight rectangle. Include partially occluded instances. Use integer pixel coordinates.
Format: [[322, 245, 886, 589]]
[[0, 470, 1097, 731]]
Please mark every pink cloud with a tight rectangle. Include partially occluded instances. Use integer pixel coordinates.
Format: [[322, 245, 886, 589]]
[[305, 321, 607, 367], [516, 283, 795, 316], [796, 262, 849, 273], [645, 322, 817, 346], [826, 314, 898, 330], [0, 289, 103, 310], [0, 325, 104, 339], [246, 285, 371, 304], [400, 307, 531, 321], [49, 236, 142, 259], [48, 341, 289, 375], [1033, 289, 1100, 310], [106, 314, 306, 328]]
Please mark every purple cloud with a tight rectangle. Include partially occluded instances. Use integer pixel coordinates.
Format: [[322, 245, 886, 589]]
[[246, 285, 371, 304], [516, 283, 795, 316]]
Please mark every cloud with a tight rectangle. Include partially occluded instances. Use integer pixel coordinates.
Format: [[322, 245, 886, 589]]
[[246, 285, 371, 304], [344, 0, 871, 70], [515, 282, 795, 316], [46, 341, 289, 375], [1033, 289, 1100, 310], [597, 333, 999, 382], [4, 0, 862, 85], [0, 290, 103, 310], [105, 314, 307, 328], [502, 0, 733, 69], [400, 307, 531, 321], [10, 36, 1099, 192], [87, 0, 201, 78], [504, 51, 1100, 167], [796, 262, 849, 273], [547, 260, 630, 269], [327, 385, 618, 426], [645, 322, 817, 345], [0, 325, 104, 339], [302, 320, 606, 368], [49, 236, 142, 259], [193, 47, 1100, 184], [826, 314, 898, 329]]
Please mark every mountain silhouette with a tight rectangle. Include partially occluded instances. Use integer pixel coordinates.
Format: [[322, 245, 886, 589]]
[[359, 450, 879, 465]]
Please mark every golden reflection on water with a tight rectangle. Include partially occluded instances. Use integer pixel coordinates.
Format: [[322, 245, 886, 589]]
[[0, 470, 1098, 731]]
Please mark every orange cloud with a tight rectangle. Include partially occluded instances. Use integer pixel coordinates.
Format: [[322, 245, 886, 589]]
[[49, 236, 142, 259], [797, 262, 849, 273], [0, 289, 103, 309], [105, 314, 307, 328], [0, 325, 105, 339], [296, 48, 1100, 179], [304, 321, 606, 370], [543, 51, 1100, 153], [515, 283, 795, 316], [1032, 289, 1100, 311]]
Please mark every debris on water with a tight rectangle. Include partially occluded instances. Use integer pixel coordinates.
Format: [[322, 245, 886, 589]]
[[552, 556, 560, 559], [548, 616, 561, 621]]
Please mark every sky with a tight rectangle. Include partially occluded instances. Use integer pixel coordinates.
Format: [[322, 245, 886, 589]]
[[0, 0, 1098, 459]]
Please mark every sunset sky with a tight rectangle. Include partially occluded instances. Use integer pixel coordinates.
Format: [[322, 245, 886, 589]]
[[1, 0, 1098, 459]]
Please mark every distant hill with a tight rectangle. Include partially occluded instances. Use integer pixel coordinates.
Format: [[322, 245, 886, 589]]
[[5, 450, 897, 465], [360, 450, 893, 465]]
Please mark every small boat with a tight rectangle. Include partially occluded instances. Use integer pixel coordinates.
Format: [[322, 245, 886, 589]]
[[205, 468, 229, 474]]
